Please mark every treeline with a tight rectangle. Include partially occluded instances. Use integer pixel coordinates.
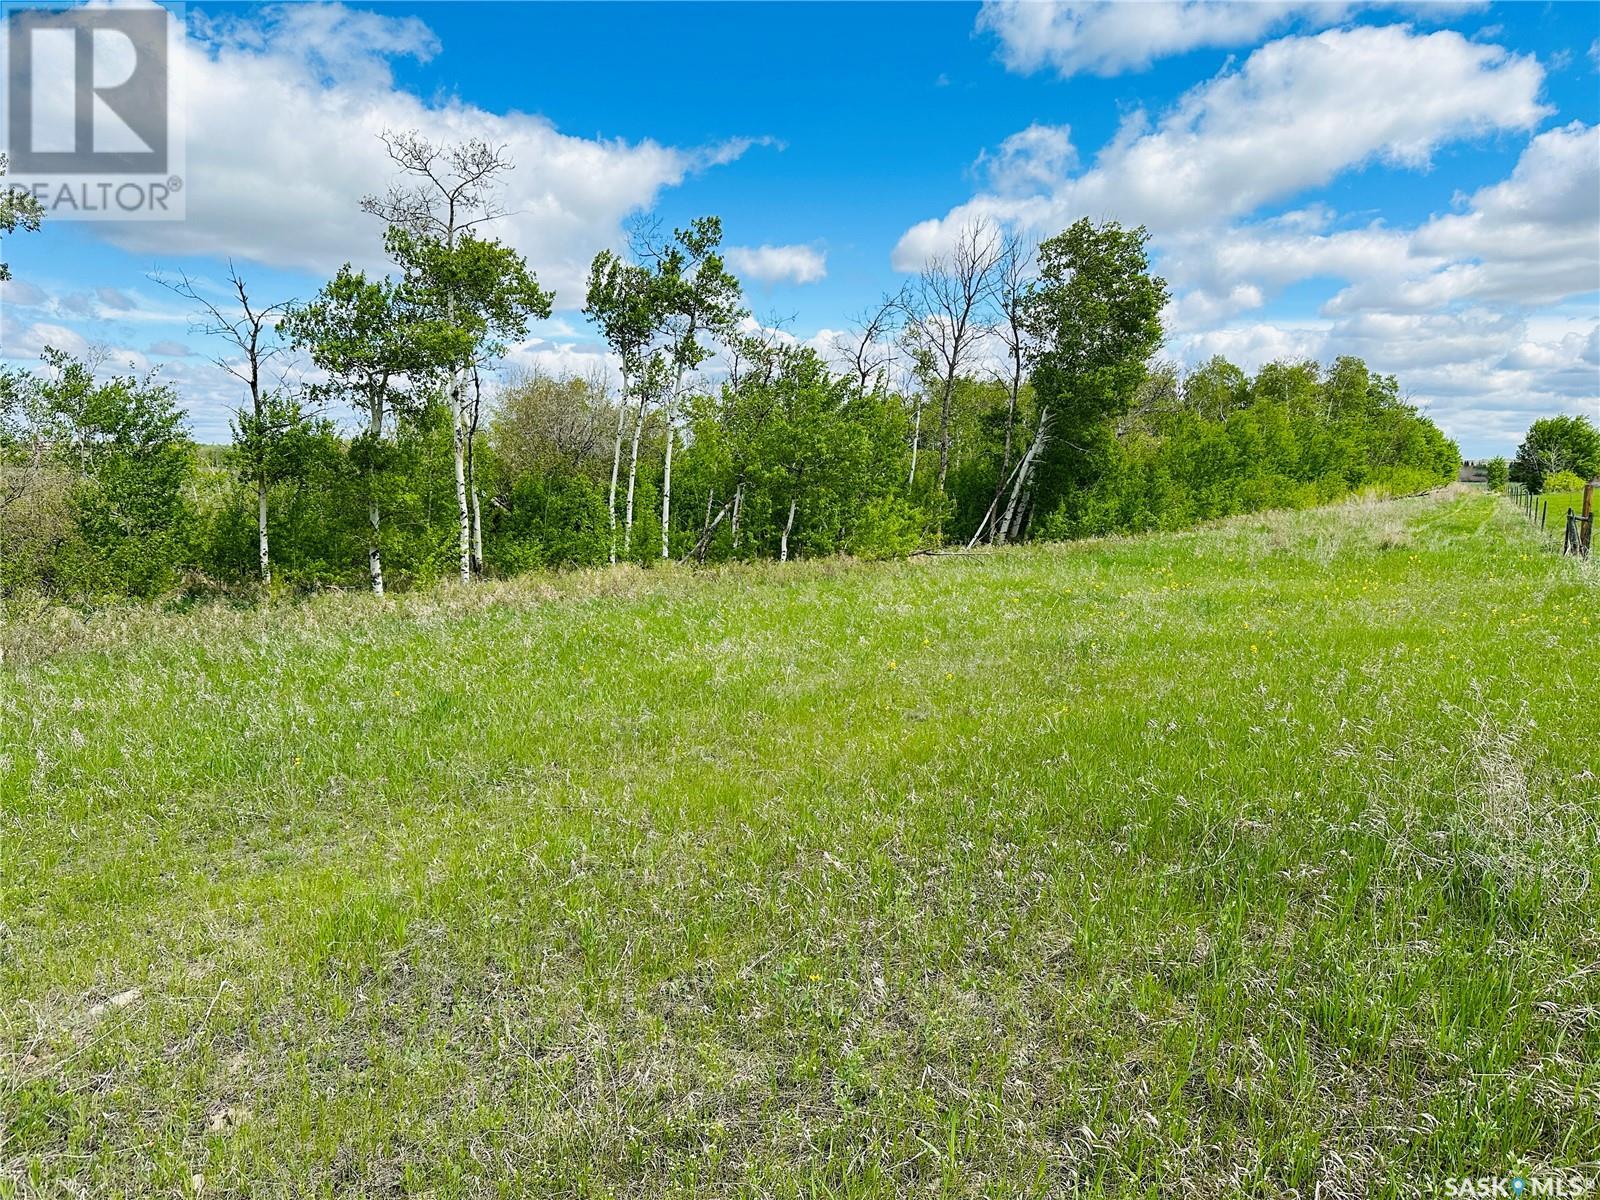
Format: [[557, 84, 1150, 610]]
[[0, 345, 1459, 599], [0, 133, 1460, 601]]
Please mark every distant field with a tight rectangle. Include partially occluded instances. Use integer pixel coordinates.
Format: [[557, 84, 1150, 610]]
[[2, 490, 1597, 1197]]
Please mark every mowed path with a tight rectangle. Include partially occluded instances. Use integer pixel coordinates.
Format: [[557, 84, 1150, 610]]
[[2, 491, 1597, 1197]]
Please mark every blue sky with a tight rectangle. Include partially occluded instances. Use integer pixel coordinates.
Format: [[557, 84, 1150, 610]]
[[3, 0, 1597, 455]]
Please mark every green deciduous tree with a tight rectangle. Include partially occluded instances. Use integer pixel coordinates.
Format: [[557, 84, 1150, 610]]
[[363, 130, 554, 582], [285, 268, 420, 594], [34, 350, 194, 597], [0, 154, 43, 281], [1484, 456, 1509, 492], [584, 250, 657, 562], [637, 216, 746, 560], [385, 228, 553, 581], [1007, 218, 1168, 540], [1513, 415, 1600, 493], [679, 345, 916, 563]]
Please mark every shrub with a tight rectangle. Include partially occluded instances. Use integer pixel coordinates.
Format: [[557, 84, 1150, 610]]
[[1543, 470, 1588, 496], [1484, 457, 1508, 492], [847, 494, 927, 560]]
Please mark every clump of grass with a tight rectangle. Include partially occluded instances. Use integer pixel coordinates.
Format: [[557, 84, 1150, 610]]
[[1, 490, 1596, 1197]]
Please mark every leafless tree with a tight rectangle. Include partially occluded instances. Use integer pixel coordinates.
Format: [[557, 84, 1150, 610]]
[[972, 233, 1037, 545], [361, 130, 513, 243], [835, 287, 907, 399], [900, 219, 1005, 497], [155, 264, 291, 583]]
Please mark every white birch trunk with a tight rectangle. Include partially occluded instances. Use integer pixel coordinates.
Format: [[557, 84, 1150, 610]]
[[624, 396, 645, 558], [607, 371, 628, 565], [730, 482, 743, 551], [257, 477, 270, 585], [780, 497, 797, 562], [471, 486, 484, 572], [452, 383, 471, 583], [659, 327, 696, 561], [936, 374, 956, 496], [909, 401, 922, 489], [984, 357, 1023, 541], [660, 408, 674, 560], [367, 396, 385, 596], [968, 450, 1030, 549], [467, 376, 483, 573]]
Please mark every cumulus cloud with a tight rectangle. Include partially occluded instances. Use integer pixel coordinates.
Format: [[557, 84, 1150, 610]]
[[95, 4, 767, 308], [976, 0, 1482, 78], [977, 124, 1078, 195], [1158, 121, 1599, 329], [725, 243, 828, 286], [5, 321, 91, 360], [1335, 121, 1600, 312], [894, 24, 1547, 268]]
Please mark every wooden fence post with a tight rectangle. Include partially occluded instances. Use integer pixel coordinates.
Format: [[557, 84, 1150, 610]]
[[1583, 480, 1597, 556]]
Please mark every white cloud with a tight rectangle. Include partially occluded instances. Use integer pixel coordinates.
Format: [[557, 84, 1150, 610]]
[[0, 279, 48, 309], [1163, 282, 1267, 332], [6, 321, 91, 360], [1155, 122, 1598, 337], [977, 0, 1482, 78], [977, 124, 1078, 195], [497, 331, 616, 380], [95, 287, 138, 311], [1337, 120, 1600, 312], [893, 24, 1547, 269], [725, 244, 828, 286], [96, 4, 767, 308]]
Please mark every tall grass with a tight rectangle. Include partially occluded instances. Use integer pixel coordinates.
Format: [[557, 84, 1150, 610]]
[[2, 490, 1597, 1197]]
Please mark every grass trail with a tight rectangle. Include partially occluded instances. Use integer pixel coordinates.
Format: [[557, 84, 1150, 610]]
[[2, 489, 1598, 1197]]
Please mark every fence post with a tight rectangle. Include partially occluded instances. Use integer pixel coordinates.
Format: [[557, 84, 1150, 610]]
[[1584, 480, 1597, 556]]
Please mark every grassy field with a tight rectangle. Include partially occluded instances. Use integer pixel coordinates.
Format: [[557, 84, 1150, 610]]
[[1536, 489, 1591, 544], [2, 488, 1598, 1198]]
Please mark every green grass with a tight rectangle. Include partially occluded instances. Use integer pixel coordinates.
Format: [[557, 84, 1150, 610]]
[[1500, 488, 1593, 644], [2, 489, 1597, 1197], [1537, 489, 1591, 537]]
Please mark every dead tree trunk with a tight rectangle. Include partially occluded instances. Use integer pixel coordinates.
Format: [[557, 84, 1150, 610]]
[[998, 405, 1050, 546]]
